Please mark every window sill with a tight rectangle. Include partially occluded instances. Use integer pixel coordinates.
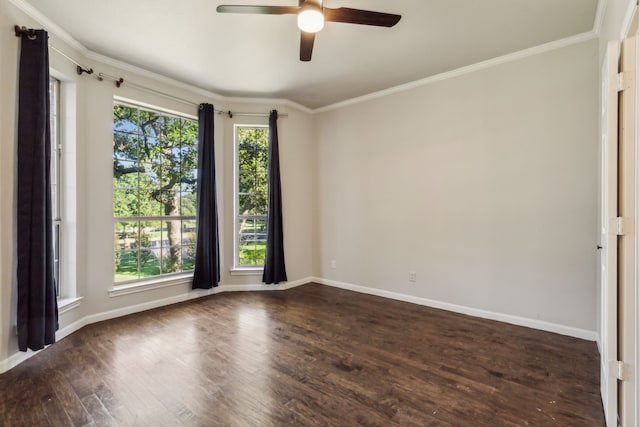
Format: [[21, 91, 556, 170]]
[[230, 268, 263, 276], [108, 274, 192, 298], [58, 296, 83, 314]]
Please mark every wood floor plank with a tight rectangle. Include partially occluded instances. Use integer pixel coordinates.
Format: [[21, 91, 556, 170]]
[[0, 283, 605, 426]]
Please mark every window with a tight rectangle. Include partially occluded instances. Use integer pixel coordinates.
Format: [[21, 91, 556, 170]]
[[113, 102, 198, 283], [50, 77, 61, 296], [235, 125, 269, 267]]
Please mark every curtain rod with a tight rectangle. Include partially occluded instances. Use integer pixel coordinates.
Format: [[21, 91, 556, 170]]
[[105, 73, 288, 118], [15, 24, 287, 119], [16, 25, 100, 78]]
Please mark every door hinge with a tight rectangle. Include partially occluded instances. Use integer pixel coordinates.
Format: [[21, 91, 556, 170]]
[[611, 360, 632, 381], [618, 72, 634, 92], [610, 217, 633, 235]]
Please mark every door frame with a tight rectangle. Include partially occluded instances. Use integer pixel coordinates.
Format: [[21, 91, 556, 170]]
[[618, 31, 637, 427]]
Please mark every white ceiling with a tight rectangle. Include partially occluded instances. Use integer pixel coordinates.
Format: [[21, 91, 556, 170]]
[[24, 0, 598, 109]]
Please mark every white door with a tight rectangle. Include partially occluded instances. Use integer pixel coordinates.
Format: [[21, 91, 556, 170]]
[[618, 33, 637, 427], [600, 40, 620, 427]]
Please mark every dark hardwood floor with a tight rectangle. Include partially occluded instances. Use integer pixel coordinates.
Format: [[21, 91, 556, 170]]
[[0, 283, 604, 426]]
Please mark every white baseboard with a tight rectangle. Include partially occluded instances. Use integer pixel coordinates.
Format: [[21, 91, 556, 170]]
[[312, 277, 598, 342], [0, 348, 38, 375], [0, 277, 310, 374]]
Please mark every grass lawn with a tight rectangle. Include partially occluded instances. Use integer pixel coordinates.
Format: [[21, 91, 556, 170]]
[[239, 242, 266, 266], [114, 250, 195, 282]]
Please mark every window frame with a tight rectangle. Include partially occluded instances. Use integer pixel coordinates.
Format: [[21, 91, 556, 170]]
[[112, 100, 199, 286], [233, 124, 270, 269], [48, 69, 81, 311], [50, 76, 62, 298]]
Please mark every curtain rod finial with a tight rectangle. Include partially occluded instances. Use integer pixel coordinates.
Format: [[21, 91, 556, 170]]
[[14, 25, 37, 40], [76, 65, 94, 76]]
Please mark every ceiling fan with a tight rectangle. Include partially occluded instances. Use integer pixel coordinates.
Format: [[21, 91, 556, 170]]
[[216, 0, 401, 62]]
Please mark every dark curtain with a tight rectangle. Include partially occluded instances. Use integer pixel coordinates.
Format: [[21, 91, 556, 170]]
[[263, 110, 288, 284], [192, 103, 220, 289], [17, 29, 59, 352]]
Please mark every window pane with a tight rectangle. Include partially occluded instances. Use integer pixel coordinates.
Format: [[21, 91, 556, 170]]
[[239, 217, 255, 242], [114, 131, 140, 161], [139, 221, 161, 278], [139, 163, 160, 189], [114, 187, 139, 217], [139, 135, 162, 163], [114, 105, 140, 134], [114, 221, 139, 283], [255, 217, 267, 242], [114, 102, 198, 283], [180, 192, 197, 216], [161, 220, 183, 273], [113, 160, 140, 188], [50, 77, 62, 295], [182, 218, 196, 270], [236, 126, 269, 267], [114, 250, 138, 283], [238, 217, 267, 266], [53, 222, 60, 296], [138, 191, 163, 217], [239, 241, 266, 266], [252, 193, 267, 215]]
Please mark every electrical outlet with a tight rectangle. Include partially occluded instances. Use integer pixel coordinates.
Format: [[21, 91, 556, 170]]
[[331, 259, 337, 269], [409, 271, 416, 282]]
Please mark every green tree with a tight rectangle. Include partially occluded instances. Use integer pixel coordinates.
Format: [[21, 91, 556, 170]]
[[113, 105, 198, 275], [237, 127, 268, 218]]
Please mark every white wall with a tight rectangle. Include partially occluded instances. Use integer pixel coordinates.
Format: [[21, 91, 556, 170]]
[[0, 0, 89, 367], [0, 0, 314, 370], [313, 40, 599, 332], [0, 0, 19, 366]]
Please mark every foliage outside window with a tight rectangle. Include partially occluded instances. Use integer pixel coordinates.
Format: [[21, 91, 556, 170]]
[[113, 102, 198, 283], [50, 77, 61, 296], [235, 125, 269, 267]]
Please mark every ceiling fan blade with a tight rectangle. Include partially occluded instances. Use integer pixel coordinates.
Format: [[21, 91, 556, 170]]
[[300, 31, 315, 62], [216, 5, 299, 15], [323, 7, 401, 27]]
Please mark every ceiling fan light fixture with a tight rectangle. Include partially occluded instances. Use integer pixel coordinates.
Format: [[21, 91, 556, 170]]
[[297, 5, 324, 33]]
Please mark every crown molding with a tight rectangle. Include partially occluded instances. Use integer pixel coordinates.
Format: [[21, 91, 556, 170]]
[[8, 0, 87, 53], [619, 0, 638, 40], [85, 50, 313, 114], [593, 0, 608, 35], [85, 50, 226, 102], [223, 96, 313, 114], [313, 31, 598, 114]]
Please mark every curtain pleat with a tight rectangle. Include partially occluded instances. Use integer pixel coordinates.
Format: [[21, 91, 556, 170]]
[[262, 110, 288, 284], [17, 29, 59, 352], [192, 103, 220, 289]]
